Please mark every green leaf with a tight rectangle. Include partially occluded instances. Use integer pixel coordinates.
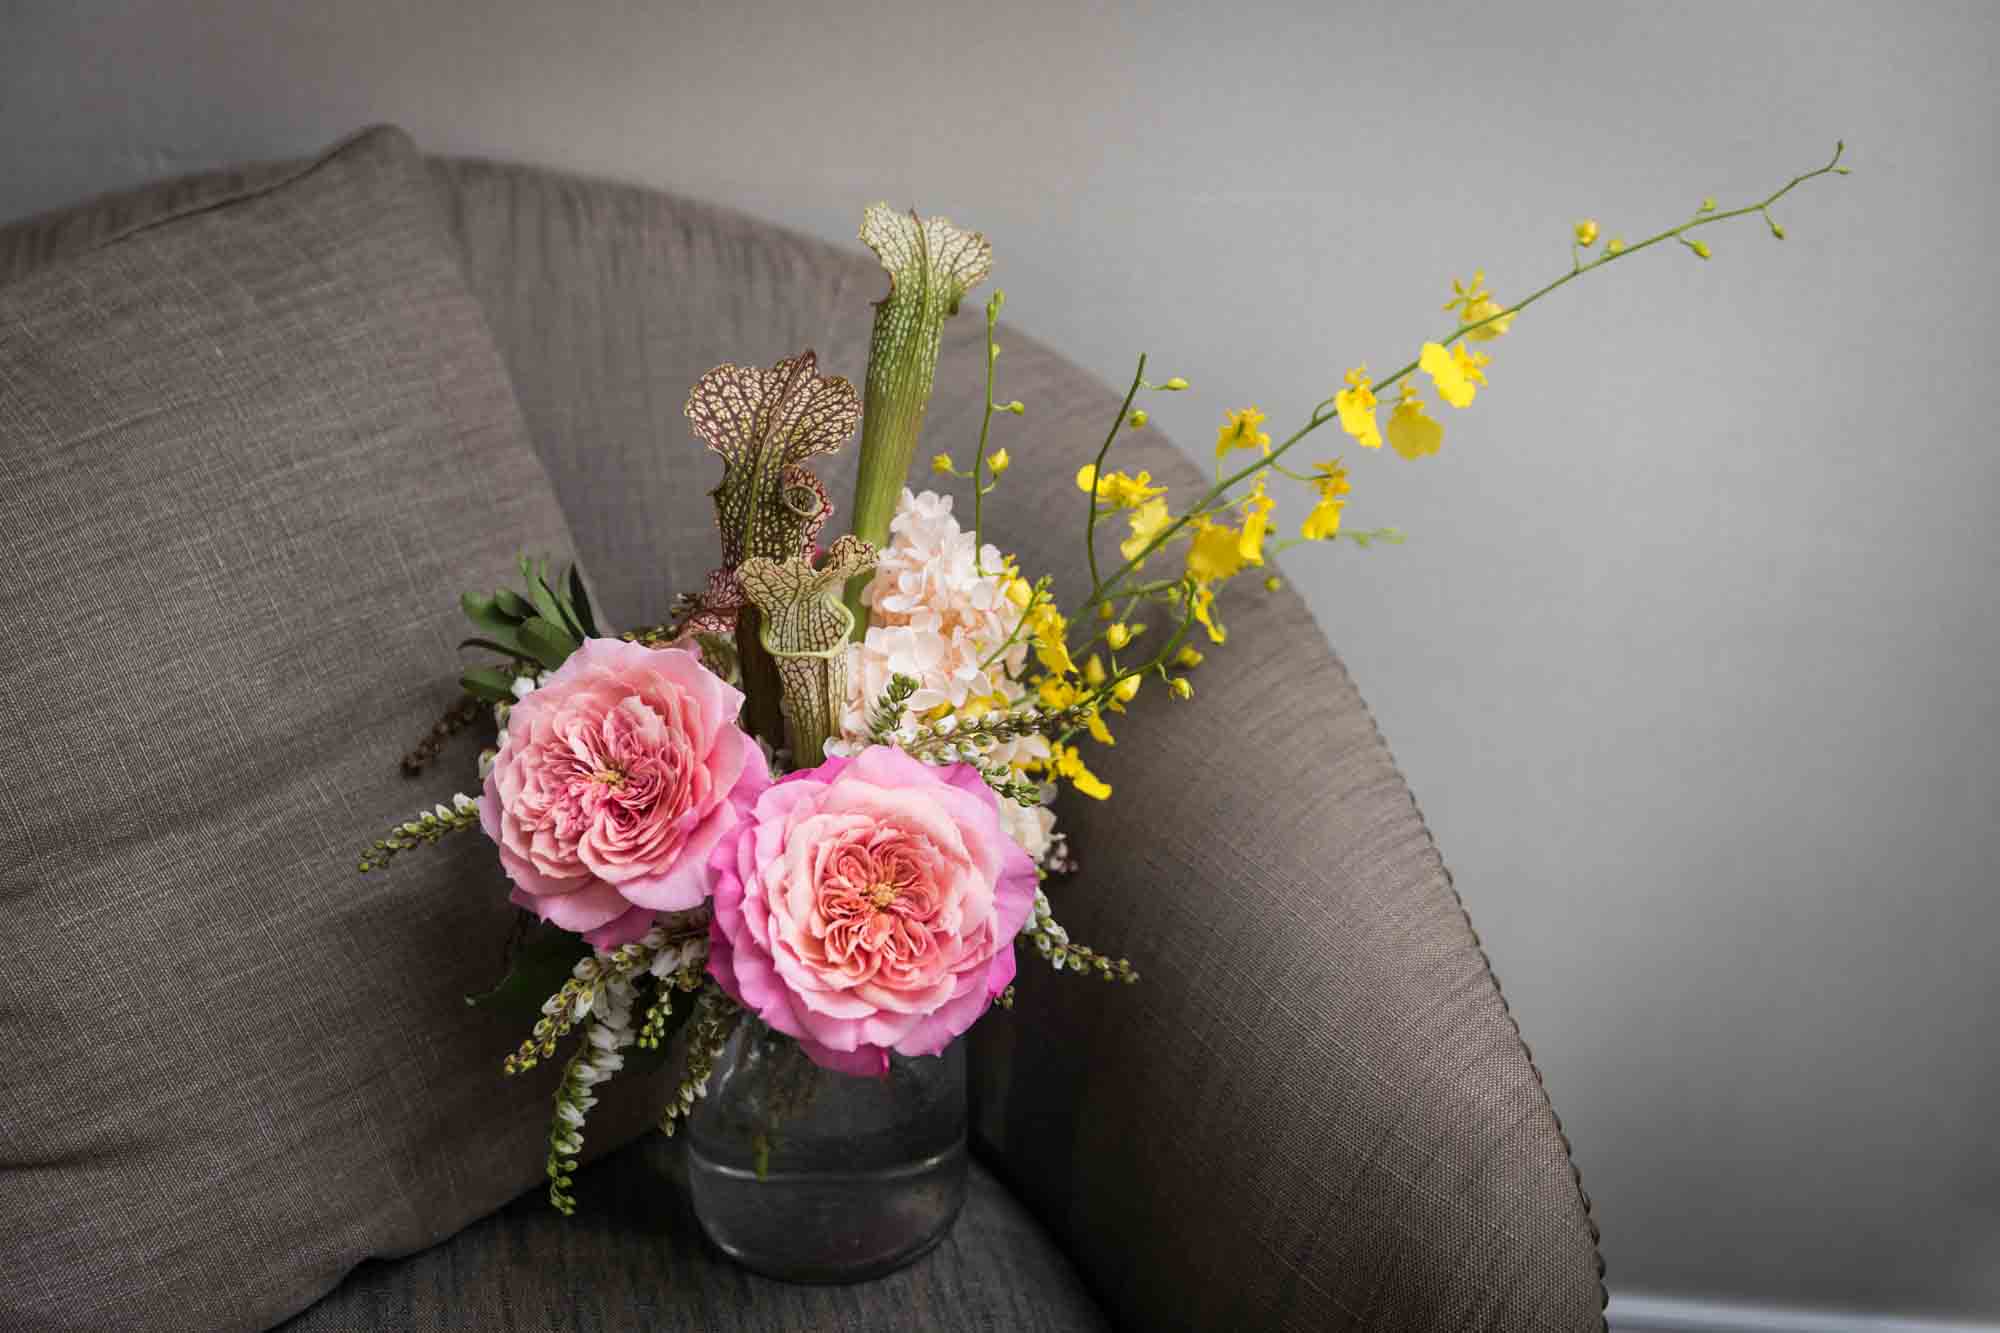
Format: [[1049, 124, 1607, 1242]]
[[466, 920, 591, 1015], [520, 556, 570, 632], [541, 568, 585, 641], [547, 563, 589, 641], [462, 593, 531, 658], [459, 637, 528, 659], [567, 563, 599, 638], [517, 615, 579, 670], [461, 666, 519, 702], [492, 588, 536, 621]]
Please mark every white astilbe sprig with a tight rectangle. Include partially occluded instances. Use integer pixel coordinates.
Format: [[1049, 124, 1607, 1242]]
[[543, 972, 636, 1216], [636, 932, 710, 1050], [1039, 829, 1076, 877], [505, 925, 671, 1075], [503, 920, 716, 1214], [1022, 888, 1137, 985], [658, 983, 744, 1138], [356, 792, 480, 873], [648, 932, 708, 981], [481, 672, 550, 778]]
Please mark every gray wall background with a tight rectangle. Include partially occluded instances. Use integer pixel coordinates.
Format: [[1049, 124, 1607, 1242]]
[[5, 0, 1996, 1324]]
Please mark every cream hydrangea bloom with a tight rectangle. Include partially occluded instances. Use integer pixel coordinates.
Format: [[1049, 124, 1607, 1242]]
[[841, 489, 1055, 858], [997, 793, 1057, 862], [843, 489, 1030, 730]]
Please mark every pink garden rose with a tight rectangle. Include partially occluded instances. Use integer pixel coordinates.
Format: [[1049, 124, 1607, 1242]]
[[707, 745, 1038, 1076], [481, 638, 768, 949]]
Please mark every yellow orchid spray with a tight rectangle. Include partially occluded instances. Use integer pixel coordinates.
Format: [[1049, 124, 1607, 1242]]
[[891, 141, 1852, 809], [804, 143, 1848, 892]]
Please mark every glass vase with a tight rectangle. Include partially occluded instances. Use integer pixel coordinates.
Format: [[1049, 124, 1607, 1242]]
[[686, 1017, 969, 1282]]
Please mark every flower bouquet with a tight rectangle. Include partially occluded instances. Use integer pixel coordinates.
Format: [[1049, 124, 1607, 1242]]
[[361, 145, 1847, 1280]]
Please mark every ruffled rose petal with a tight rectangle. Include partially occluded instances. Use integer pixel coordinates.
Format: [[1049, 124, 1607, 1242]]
[[704, 747, 1029, 1075], [583, 905, 658, 951], [479, 637, 767, 942], [794, 1040, 890, 1078], [509, 877, 635, 933]]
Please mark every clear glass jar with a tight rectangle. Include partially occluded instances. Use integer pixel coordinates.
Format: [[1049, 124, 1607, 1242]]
[[686, 1018, 968, 1283]]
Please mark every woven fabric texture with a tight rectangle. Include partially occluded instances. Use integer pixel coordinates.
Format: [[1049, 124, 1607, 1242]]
[[0, 128, 666, 1333], [0, 160, 294, 284], [279, 1136, 1105, 1332], [428, 157, 1608, 1330]]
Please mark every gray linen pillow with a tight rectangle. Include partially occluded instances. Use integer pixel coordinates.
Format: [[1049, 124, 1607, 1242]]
[[0, 127, 644, 1332]]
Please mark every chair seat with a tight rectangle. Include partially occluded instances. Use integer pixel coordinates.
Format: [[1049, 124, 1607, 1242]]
[[278, 1135, 1108, 1332]]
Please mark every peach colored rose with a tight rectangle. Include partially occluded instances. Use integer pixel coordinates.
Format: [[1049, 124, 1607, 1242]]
[[707, 746, 1037, 1075], [481, 638, 767, 949]]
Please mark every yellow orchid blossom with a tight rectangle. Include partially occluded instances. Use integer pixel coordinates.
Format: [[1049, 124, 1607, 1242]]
[[1120, 497, 1172, 564], [1038, 675, 1079, 711], [1419, 341, 1489, 409], [1085, 709, 1115, 745], [1386, 383, 1445, 459], [1442, 271, 1514, 342], [1214, 406, 1271, 461], [1310, 458, 1352, 500], [1049, 743, 1112, 800], [1300, 458, 1351, 540], [956, 692, 1009, 722], [1077, 464, 1168, 509], [1189, 582, 1227, 644], [1236, 480, 1275, 566], [1028, 602, 1077, 676], [1334, 367, 1382, 449], [1301, 497, 1345, 540], [1185, 514, 1248, 584], [1032, 670, 1111, 742]]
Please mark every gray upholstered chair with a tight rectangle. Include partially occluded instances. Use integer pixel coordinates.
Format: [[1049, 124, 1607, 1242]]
[[0, 128, 1604, 1331]]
